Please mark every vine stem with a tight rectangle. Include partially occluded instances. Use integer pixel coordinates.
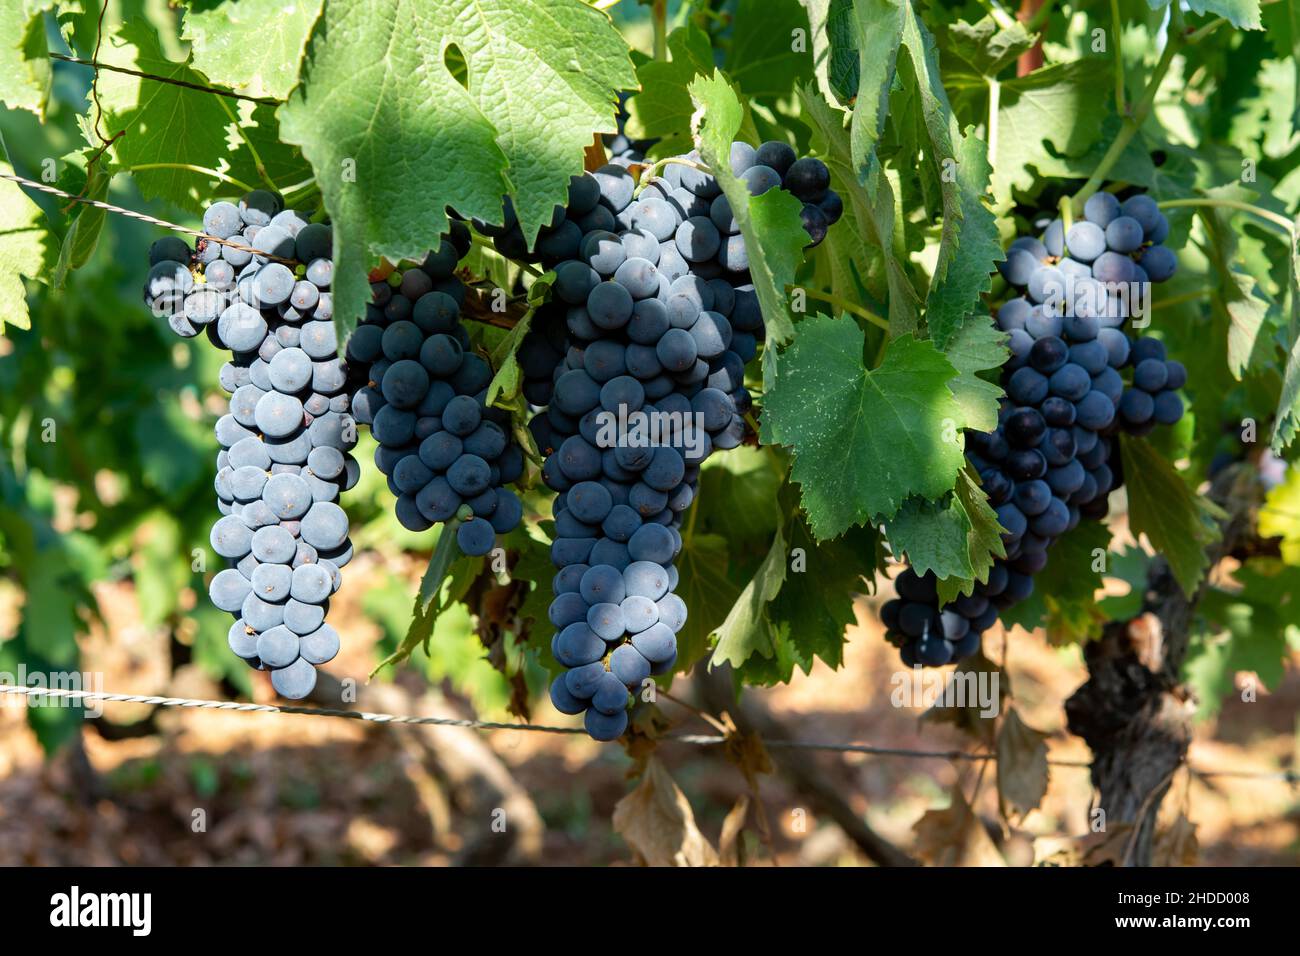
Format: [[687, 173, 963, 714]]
[[1071, 6, 1186, 213], [123, 163, 255, 193], [986, 77, 1000, 162], [793, 286, 889, 331], [976, 0, 1018, 30], [635, 155, 710, 194], [651, 0, 667, 60], [1157, 198, 1297, 236], [1110, 0, 1125, 115], [469, 232, 544, 278], [1024, 0, 1056, 31]]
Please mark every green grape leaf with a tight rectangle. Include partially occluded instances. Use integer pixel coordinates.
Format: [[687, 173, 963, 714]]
[[760, 517, 879, 682], [372, 525, 479, 674], [889, 467, 1004, 604], [897, 9, 1002, 349], [0, 0, 54, 118], [90, 19, 236, 210], [0, 146, 50, 334], [134, 400, 212, 494], [690, 70, 803, 349], [993, 60, 1146, 208], [1195, 188, 1276, 379], [220, 102, 315, 197], [800, 83, 911, 332], [1184, 562, 1297, 719], [279, 0, 635, 335], [1147, 0, 1262, 30], [710, 525, 788, 670], [943, 313, 1006, 433], [999, 520, 1112, 645], [675, 532, 743, 671], [509, 524, 560, 650], [887, 494, 976, 584], [696, 447, 784, 547], [923, 130, 1001, 348], [485, 308, 535, 407], [182, 0, 323, 101], [52, 158, 112, 289], [726, 0, 812, 99], [1096, 544, 1152, 621], [1120, 435, 1221, 595], [949, 466, 1006, 600], [1261, 0, 1300, 124], [944, 15, 1035, 76], [762, 315, 966, 538], [625, 23, 714, 156], [1269, 210, 1300, 451], [842, 3, 922, 335], [951, 468, 1008, 600], [799, 0, 857, 107]]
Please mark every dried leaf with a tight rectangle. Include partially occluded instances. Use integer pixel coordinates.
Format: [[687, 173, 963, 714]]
[[996, 707, 1049, 821], [1153, 815, 1199, 866], [1034, 826, 1134, 867], [912, 784, 1006, 866], [612, 758, 718, 866], [921, 651, 1007, 745], [717, 795, 751, 867]]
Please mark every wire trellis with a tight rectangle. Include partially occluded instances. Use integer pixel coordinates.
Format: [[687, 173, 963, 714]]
[[0, 170, 295, 263], [0, 684, 1294, 783], [50, 52, 280, 106]]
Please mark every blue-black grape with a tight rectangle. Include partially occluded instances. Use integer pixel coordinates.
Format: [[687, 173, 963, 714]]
[[150, 197, 361, 697], [886, 189, 1183, 667]]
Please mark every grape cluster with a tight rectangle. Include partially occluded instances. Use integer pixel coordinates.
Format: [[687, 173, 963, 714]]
[[343, 225, 525, 555], [144, 191, 352, 699], [883, 191, 1184, 667], [509, 141, 840, 738]]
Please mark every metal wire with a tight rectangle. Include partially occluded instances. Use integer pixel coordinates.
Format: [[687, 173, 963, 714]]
[[0, 684, 1293, 782], [50, 52, 280, 106], [0, 170, 295, 263]]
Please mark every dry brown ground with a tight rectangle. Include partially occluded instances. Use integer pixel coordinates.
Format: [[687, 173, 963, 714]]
[[0, 559, 1296, 867]]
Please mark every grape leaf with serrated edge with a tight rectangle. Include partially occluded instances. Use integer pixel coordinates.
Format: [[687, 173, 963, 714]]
[[279, 0, 635, 335], [762, 315, 967, 539]]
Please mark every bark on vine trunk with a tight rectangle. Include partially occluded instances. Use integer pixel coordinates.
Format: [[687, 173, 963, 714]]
[[1064, 464, 1258, 866]]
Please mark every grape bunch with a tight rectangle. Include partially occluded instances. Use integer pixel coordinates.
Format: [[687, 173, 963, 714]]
[[343, 227, 526, 555], [144, 190, 353, 699], [882, 190, 1184, 667], [509, 140, 841, 738]]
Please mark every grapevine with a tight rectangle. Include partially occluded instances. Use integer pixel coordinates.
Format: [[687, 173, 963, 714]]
[[1, 0, 1296, 876]]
